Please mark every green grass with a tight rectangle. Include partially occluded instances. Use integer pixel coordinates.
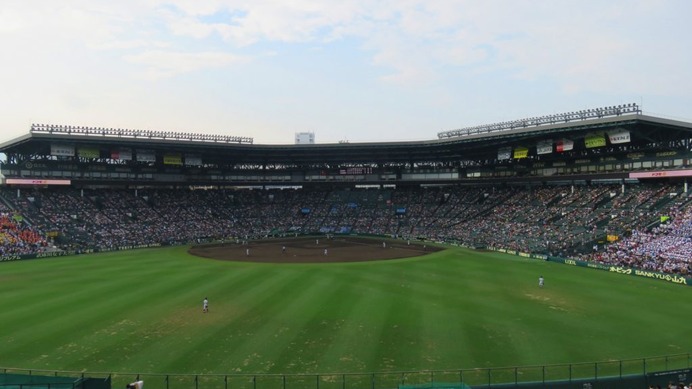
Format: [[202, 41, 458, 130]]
[[0, 245, 690, 381]]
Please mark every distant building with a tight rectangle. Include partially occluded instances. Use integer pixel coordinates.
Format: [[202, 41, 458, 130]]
[[295, 132, 315, 144]]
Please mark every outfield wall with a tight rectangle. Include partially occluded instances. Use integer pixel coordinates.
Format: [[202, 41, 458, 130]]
[[0, 243, 164, 263], [487, 247, 692, 287], [0, 372, 110, 389], [3, 239, 691, 286]]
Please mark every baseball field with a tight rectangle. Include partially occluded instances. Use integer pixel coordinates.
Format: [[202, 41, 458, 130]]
[[0, 237, 690, 388]]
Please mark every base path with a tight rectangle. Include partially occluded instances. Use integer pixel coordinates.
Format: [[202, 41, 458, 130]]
[[188, 236, 443, 263]]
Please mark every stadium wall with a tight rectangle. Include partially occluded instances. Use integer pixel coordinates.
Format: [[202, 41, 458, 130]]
[[4, 238, 691, 286], [485, 247, 692, 287]]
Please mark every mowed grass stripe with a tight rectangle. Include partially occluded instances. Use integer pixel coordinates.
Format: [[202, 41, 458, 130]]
[[7, 252, 236, 370], [80, 265, 275, 373], [178, 268, 331, 374], [307, 268, 387, 374], [246, 268, 360, 374], [0, 252, 185, 361], [101, 265, 304, 373], [2, 248, 266, 371], [312, 258, 457, 373]]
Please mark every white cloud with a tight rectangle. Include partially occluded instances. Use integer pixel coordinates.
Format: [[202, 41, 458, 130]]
[[4, 0, 691, 91], [0, 7, 26, 32], [124, 50, 249, 79], [1, 0, 691, 144], [156, 0, 371, 46]]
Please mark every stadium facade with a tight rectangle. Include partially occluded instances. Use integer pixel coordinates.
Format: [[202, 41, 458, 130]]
[[1, 104, 691, 188], [0, 104, 691, 282]]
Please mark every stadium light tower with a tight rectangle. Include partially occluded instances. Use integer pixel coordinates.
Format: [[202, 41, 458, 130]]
[[29, 124, 254, 144], [437, 103, 641, 139]]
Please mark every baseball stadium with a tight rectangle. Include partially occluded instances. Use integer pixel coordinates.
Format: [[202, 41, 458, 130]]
[[0, 104, 691, 389]]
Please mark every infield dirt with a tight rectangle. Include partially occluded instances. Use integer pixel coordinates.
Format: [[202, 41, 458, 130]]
[[188, 236, 443, 263]]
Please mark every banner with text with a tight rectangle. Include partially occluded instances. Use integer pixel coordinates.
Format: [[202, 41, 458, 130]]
[[536, 140, 553, 155], [136, 149, 155, 162], [556, 138, 573, 152], [513, 146, 529, 159], [607, 129, 631, 144], [51, 144, 75, 157], [111, 148, 132, 161], [488, 246, 691, 286], [164, 154, 183, 165], [497, 147, 511, 160], [185, 154, 202, 166], [630, 169, 692, 179], [5, 179, 71, 186], [77, 147, 99, 159], [585, 132, 606, 148]]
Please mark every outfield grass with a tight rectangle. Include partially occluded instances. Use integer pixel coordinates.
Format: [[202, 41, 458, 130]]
[[0, 245, 690, 379]]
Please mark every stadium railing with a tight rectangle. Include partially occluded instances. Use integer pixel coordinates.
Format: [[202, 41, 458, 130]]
[[2, 353, 689, 389]]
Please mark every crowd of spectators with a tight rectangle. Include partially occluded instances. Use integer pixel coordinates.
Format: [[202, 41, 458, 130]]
[[584, 200, 692, 276], [0, 201, 51, 256], [0, 183, 689, 276]]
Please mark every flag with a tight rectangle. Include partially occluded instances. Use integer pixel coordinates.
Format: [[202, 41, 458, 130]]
[[607, 129, 631, 144], [111, 148, 132, 161], [585, 132, 606, 148], [537, 140, 553, 155], [556, 138, 573, 152], [497, 147, 511, 160], [513, 146, 528, 159]]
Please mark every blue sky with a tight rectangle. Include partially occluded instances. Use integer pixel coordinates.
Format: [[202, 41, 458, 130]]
[[1, 0, 691, 144]]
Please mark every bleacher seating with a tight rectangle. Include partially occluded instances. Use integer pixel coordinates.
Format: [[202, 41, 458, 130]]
[[0, 183, 689, 276]]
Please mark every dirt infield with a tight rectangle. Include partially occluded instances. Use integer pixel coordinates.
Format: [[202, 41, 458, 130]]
[[188, 236, 443, 263]]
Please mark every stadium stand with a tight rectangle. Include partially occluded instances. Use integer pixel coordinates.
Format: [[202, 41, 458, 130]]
[[1, 108, 691, 278], [0, 183, 689, 276], [0, 210, 51, 256]]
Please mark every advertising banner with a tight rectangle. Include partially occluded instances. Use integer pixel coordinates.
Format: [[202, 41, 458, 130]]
[[513, 146, 528, 159], [585, 132, 606, 148], [607, 129, 631, 144], [185, 155, 202, 166], [630, 170, 692, 178], [5, 179, 72, 186], [136, 149, 156, 162], [111, 148, 132, 161], [556, 138, 573, 152], [77, 147, 99, 159], [497, 147, 511, 160], [51, 144, 75, 157], [491, 246, 691, 287], [536, 140, 553, 155], [608, 266, 690, 286], [164, 154, 183, 165]]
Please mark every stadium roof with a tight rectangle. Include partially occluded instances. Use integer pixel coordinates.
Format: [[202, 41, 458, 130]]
[[1, 114, 691, 166]]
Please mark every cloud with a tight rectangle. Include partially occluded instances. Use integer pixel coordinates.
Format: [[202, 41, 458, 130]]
[[0, 7, 25, 33], [124, 50, 249, 79], [157, 0, 371, 46], [3, 0, 692, 92], [1, 0, 691, 145]]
